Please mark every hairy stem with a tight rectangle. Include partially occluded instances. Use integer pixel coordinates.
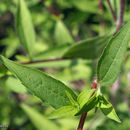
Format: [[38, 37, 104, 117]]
[[77, 78, 98, 130]]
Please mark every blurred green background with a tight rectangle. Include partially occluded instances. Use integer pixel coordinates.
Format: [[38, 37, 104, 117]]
[[0, 0, 130, 130]]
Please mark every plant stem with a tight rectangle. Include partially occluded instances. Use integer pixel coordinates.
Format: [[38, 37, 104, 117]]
[[47, 6, 59, 17], [77, 113, 87, 130], [41, 0, 45, 3], [77, 78, 98, 130], [0, 57, 75, 67], [115, 0, 126, 34], [99, 0, 106, 33], [107, 0, 117, 22], [0, 58, 72, 67], [41, 0, 59, 17], [21, 57, 73, 65]]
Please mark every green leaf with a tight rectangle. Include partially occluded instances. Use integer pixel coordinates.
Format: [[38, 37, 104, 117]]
[[75, 89, 97, 115], [65, 91, 78, 106], [72, 0, 98, 13], [48, 106, 78, 119], [97, 22, 130, 86], [77, 89, 96, 108], [33, 44, 71, 60], [99, 95, 121, 123], [21, 104, 60, 130], [16, 0, 36, 58], [63, 34, 112, 59], [55, 20, 74, 45], [0, 55, 77, 109]]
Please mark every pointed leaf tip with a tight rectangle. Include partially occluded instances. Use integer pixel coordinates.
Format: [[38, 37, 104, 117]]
[[0, 56, 77, 109]]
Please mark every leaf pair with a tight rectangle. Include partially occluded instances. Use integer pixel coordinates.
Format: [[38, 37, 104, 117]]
[[49, 89, 121, 123], [49, 89, 97, 118]]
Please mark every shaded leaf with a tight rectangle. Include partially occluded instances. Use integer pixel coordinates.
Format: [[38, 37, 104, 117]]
[[0, 55, 77, 109], [97, 22, 130, 85], [63, 34, 112, 59], [0, 66, 8, 77], [16, 0, 35, 57], [99, 95, 121, 123]]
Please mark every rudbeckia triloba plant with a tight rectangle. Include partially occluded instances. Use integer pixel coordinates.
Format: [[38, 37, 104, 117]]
[[0, 0, 130, 130]]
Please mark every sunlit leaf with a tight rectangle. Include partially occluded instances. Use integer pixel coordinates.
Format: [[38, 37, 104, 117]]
[[77, 89, 96, 108], [97, 21, 130, 86], [75, 89, 97, 115], [48, 106, 78, 119], [0, 55, 77, 109]]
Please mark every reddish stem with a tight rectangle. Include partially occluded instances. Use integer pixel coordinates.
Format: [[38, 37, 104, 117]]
[[41, 0, 45, 3], [21, 57, 74, 65], [47, 6, 59, 17], [99, 0, 106, 33], [107, 0, 117, 22], [77, 113, 87, 130], [41, 0, 59, 17], [115, 0, 126, 34], [77, 79, 98, 130], [118, 0, 126, 26]]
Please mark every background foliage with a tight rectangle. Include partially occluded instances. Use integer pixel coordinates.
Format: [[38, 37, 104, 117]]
[[0, 0, 130, 130]]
